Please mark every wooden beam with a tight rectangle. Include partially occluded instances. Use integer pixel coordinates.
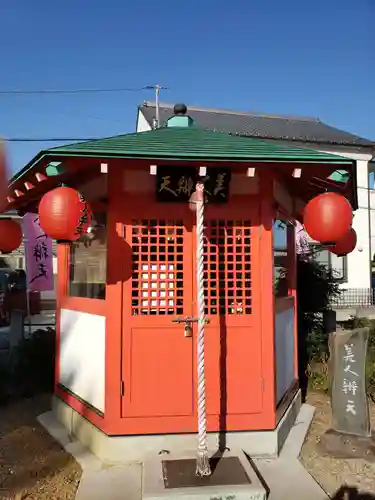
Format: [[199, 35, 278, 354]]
[[35, 172, 47, 182], [24, 181, 35, 190]]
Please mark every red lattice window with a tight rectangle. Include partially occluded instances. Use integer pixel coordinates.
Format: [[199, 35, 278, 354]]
[[131, 219, 184, 315], [204, 220, 251, 315]]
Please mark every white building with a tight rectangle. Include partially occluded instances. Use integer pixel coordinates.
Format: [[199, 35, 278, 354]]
[[136, 101, 375, 292]]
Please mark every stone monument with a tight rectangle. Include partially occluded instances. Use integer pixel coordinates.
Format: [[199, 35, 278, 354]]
[[322, 327, 375, 460]]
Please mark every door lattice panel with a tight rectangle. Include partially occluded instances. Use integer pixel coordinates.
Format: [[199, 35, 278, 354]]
[[131, 219, 184, 315], [203, 220, 251, 315]]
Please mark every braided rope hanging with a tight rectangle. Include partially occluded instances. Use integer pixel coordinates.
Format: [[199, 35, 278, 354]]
[[195, 182, 211, 477]]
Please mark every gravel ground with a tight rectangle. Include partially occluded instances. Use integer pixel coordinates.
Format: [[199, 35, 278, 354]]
[[0, 394, 81, 500], [2, 389, 375, 499], [300, 391, 375, 498]]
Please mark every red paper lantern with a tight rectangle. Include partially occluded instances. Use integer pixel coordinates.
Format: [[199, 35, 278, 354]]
[[0, 218, 22, 253], [327, 227, 357, 257], [38, 187, 91, 242], [303, 192, 353, 245]]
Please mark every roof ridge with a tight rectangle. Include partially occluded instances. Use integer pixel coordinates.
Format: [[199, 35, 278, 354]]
[[141, 100, 320, 123]]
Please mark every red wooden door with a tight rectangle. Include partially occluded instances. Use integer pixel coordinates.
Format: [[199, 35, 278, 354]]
[[121, 196, 195, 418], [194, 199, 263, 419]]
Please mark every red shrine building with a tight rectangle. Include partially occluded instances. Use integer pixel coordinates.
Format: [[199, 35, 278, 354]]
[[4, 105, 356, 461]]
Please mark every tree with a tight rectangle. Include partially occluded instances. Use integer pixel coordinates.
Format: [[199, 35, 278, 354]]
[[296, 255, 340, 400]]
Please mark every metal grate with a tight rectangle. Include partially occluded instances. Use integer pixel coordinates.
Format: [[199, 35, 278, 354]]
[[131, 219, 184, 315], [203, 219, 252, 315], [162, 457, 251, 488]]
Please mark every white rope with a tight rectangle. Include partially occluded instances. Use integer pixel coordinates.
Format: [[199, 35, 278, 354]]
[[195, 182, 211, 477]]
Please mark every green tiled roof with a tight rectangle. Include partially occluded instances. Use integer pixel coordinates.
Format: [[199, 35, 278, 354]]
[[10, 126, 354, 186], [46, 127, 352, 164]]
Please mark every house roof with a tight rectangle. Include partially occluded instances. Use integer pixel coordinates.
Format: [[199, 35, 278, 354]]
[[16, 126, 355, 176], [139, 102, 374, 148]]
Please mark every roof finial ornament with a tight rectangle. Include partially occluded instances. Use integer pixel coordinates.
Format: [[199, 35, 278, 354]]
[[173, 103, 187, 116], [166, 103, 194, 127]]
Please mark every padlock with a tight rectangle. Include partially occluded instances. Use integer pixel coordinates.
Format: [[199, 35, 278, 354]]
[[184, 324, 193, 337]]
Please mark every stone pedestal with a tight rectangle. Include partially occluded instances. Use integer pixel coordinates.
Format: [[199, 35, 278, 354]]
[[321, 429, 375, 461], [328, 327, 371, 437], [321, 327, 375, 459]]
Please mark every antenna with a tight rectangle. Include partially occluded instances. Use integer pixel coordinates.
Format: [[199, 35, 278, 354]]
[[144, 84, 168, 128]]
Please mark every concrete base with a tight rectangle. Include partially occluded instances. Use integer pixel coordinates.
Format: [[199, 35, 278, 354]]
[[52, 390, 302, 464], [39, 398, 321, 500], [143, 450, 266, 500]]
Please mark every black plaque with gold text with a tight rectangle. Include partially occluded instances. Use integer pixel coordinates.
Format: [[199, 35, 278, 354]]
[[156, 166, 231, 203]]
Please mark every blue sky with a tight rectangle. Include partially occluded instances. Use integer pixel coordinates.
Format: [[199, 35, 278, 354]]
[[1, 0, 374, 175]]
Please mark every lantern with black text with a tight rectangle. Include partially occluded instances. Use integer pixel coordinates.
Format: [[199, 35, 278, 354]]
[[0, 218, 22, 253], [327, 227, 357, 257], [303, 192, 353, 245], [38, 187, 91, 242]]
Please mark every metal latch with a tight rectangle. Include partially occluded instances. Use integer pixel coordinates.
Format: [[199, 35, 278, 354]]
[[172, 316, 210, 338]]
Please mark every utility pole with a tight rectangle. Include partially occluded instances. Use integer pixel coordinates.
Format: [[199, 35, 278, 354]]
[[155, 85, 160, 128], [145, 84, 168, 128]]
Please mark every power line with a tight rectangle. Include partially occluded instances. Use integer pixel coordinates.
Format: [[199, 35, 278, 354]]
[[0, 86, 146, 95], [42, 108, 127, 125], [0, 84, 169, 95], [1, 84, 168, 142]]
